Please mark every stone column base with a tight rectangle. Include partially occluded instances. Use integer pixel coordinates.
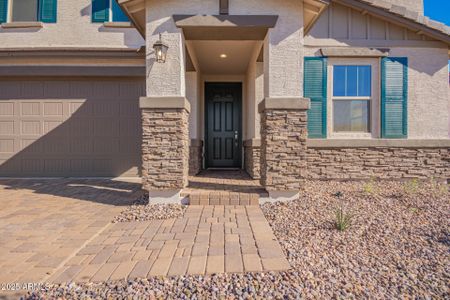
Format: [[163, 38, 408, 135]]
[[140, 97, 190, 203], [259, 97, 310, 197], [189, 139, 203, 176], [244, 138, 261, 179]]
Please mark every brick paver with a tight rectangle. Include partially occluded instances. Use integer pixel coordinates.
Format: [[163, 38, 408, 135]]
[[0, 178, 289, 288]]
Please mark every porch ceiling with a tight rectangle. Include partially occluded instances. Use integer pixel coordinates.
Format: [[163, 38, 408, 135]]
[[186, 40, 260, 75]]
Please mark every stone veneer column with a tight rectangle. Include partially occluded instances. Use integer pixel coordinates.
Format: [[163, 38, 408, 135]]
[[244, 139, 261, 179], [189, 139, 203, 176], [259, 98, 310, 201], [140, 97, 190, 202]]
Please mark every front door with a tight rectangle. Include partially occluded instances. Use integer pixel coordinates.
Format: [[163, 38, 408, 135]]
[[205, 83, 242, 168]]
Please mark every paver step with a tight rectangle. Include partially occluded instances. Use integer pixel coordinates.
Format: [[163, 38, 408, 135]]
[[183, 191, 265, 205]]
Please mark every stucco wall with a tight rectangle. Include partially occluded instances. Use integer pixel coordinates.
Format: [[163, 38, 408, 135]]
[[0, 0, 143, 48]]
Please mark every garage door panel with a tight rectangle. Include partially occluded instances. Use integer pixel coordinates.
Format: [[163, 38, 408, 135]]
[[22, 82, 44, 98], [0, 121, 15, 135], [0, 102, 14, 116], [0, 78, 143, 177], [44, 81, 71, 98], [94, 138, 120, 154]]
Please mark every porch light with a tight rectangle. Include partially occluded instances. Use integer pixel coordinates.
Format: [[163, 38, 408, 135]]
[[220, 54, 227, 58], [153, 33, 169, 63]]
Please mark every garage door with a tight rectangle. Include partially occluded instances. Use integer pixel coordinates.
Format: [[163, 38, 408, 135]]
[[0, 78, 144, 177]]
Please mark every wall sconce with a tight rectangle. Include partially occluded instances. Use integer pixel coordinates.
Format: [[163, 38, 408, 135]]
[[153, 33, 169, 63]]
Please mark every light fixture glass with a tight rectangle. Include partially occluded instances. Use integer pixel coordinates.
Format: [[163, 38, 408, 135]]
[[153, 33, 169, 63], [220, 54, 227, 58]]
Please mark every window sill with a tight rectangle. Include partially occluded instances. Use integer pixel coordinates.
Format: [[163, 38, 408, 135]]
[[103, 22, 132, 28], [1, 22, 43, 29]]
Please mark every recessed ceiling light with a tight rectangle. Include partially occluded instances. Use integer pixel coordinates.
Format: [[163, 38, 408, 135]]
[[220, 54, 227, 58]]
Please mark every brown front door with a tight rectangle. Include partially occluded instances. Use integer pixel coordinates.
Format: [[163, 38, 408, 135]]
[[205, 83, 242, 168]]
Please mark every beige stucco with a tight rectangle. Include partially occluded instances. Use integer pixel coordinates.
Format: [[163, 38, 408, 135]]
[[0, 0, 143, 48]]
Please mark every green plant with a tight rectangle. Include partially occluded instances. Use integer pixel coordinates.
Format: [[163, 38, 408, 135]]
[[363, 177, 377, 196], [334, 206, 353, 231], [403, 178, 419, 196], [429, 177, 448, 197]]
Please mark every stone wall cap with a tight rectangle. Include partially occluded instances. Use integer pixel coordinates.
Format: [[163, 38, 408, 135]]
[[140, 97, 190, 113], [258, 97, 310, 113], [243, 138, 261, 147], [307, 139, 450, 148]]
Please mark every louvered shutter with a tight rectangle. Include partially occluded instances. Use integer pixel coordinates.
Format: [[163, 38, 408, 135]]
[[39, 0, 57, 23], [304, 57, 327, 138], [92, 0, 110, 22], [381, 57, 408, 138], [0, 0, 7, 23]]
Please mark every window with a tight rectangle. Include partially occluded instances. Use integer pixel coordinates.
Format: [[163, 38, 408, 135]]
[[3, 0, 57, 23], [92, 0, 129, 23], [11, 0, 38, 21], [332, 65, 372, 133]]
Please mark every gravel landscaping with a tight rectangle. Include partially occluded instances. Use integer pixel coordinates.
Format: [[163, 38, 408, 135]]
[[113, 195, 187, 223], [25, 179, 449, 299]]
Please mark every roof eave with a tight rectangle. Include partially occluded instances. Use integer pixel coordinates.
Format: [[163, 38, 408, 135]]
[[118, 0, 146, 38]]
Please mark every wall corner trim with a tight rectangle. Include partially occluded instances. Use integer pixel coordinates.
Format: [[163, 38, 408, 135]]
[[139, 97, 191, 113], [258, 97, 310, 113]]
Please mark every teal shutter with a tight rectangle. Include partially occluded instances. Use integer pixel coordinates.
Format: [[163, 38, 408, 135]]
[[39, 0, 57, 23], [381, 57, 408, 138], [92, 0, 110, 23], [304, 57, 327, 138], [0, 0, 7, 23], [112, 0, 128, 22]]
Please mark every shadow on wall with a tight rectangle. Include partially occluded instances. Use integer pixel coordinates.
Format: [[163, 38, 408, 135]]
[[0, 78, 144, 179], [81, 3, 145, 48]]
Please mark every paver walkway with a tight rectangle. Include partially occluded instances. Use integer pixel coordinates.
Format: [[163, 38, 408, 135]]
[[50, 205, 289, 283], [0, 178, 142, 285], [0, 178, 289, 291], [183, 170, 268, 205]]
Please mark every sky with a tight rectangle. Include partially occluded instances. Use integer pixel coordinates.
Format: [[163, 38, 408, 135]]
[[423, 0, 450, 68], [424, 0, 450, 26]]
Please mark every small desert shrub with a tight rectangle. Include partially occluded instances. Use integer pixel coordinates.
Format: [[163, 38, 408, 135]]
[[403, 178, 419, 196], [334, 206, 353, 231], [362, 177, 377, 196], [429, 177, 448, 197]]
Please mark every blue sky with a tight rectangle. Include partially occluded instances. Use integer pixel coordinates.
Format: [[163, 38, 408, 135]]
[[424, 0, 450, 69], [424, 0, 450, 26]]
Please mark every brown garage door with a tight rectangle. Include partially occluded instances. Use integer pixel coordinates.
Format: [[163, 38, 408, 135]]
[[0, 78, 144, 177]]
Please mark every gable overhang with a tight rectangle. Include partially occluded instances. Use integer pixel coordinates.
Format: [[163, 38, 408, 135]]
[[118, 0, 145, 37], [332, 0, 450, 49], [304, 0, 330, 35]]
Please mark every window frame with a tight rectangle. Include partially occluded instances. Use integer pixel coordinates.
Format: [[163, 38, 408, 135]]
[[7, 0, 39, 23], [327, 58, 380, 139]]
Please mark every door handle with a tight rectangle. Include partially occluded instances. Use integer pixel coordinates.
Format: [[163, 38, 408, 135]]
[[234, 131, 238, 147], [234, 131, 238, 140]]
